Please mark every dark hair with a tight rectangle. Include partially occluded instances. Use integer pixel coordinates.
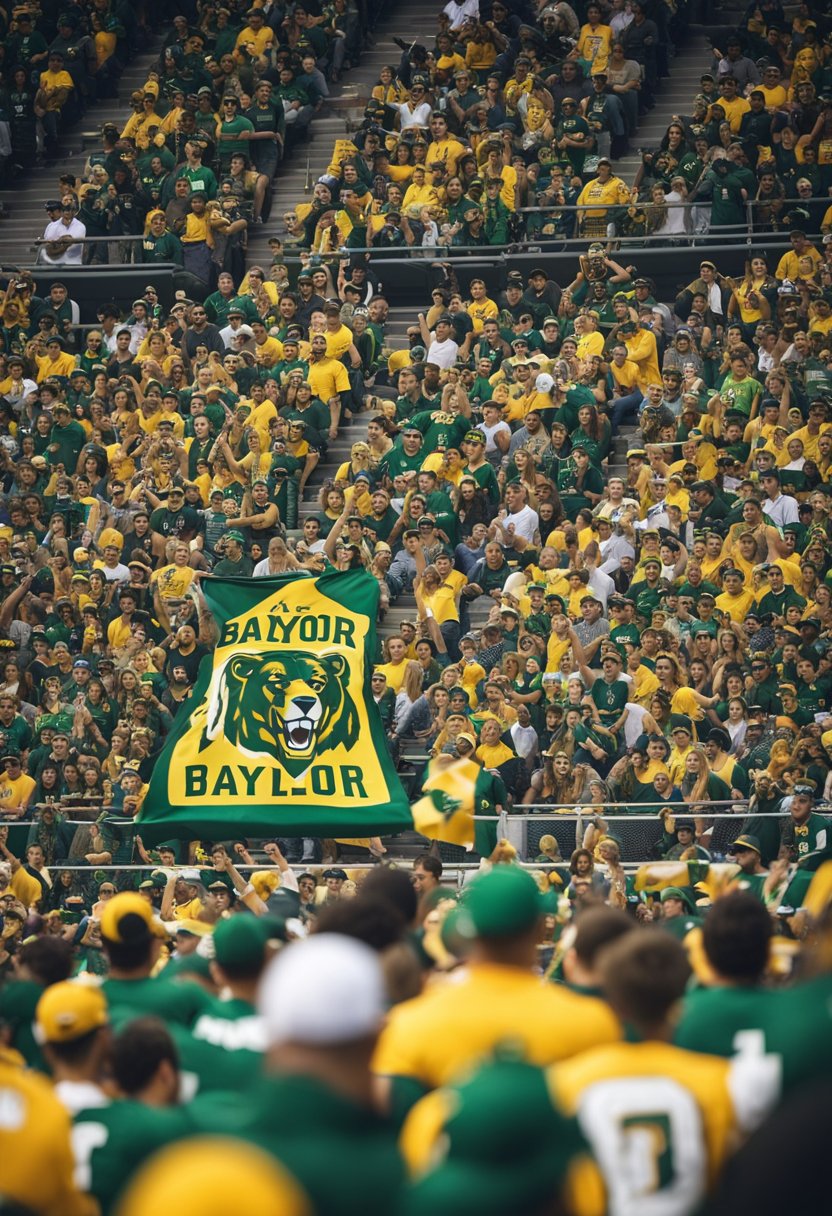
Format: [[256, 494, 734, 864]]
[[600, 930, 691, 1029], [703, 891, 771, 982], [16, 936, 74, 986], [112, 1018, 179, 1093], [360, 866, 420, 924], [572, 906, 633, 968], [312, 895, 406, 951], [413, 853, 443, 881]]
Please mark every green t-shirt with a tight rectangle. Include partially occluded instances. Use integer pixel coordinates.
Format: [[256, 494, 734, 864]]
[[589, 676, 628, 727], [101, 975, 212, 1028], [719, 373, 763, 417], [407, 409, 470, 453], [73, 1101, 192, 1214], [186, 1072, 404, 1216], [676, 979, 832, 1096]]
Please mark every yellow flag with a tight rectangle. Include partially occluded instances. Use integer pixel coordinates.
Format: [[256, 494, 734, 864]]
[[411, 755, 480, 847]]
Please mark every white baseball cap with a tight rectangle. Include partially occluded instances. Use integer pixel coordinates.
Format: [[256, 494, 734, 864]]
[[535, 373, 555, 393], [258, 934, 385, 1045]]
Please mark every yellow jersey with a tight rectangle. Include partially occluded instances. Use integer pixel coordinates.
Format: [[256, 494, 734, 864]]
[[375, 659, 409, 693], [0, 770, 35, 814], [0, 1054, 98, 1215], [549, 1040, 777, 1216], [151, 563, 195, 600], [374, 962, 620, 1095]]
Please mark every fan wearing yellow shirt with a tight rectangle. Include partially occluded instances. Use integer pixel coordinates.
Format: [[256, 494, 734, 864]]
[[0, 754, 35, 817], [574, 314, 605, 361], [715, 567, 756, 623], [0, 1044, 98, 1215], [775, 233, 823, 282], [150, 544, 196, 601], [548, 931, 778, 1216], [426, 112, 466, 176], [373, 867, 620, 1125], [307, 333, 352, 404], [711, 77, 750, 132], [233, 9, 275, 61], [465, 279, 499, 334], [375, 636, 409, 694]]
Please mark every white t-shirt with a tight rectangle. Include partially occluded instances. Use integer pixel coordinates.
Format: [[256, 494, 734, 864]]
[[427, 336, 459, 369], [399, 100, 432, 129], [477, 418, 511, 455], [40, 218, 86, 264], [443, 0, 479, 29], [100, 562, 130, 583], [504, 503, 539, 542]]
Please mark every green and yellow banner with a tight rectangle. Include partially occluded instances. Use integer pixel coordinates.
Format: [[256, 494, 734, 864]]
[[138, 569, 412, 842]]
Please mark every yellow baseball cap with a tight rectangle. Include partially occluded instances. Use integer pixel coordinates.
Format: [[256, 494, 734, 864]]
[[117, 1138, 312, 1216], [35, 981, 108, 1044], [100, 891, 167, 943]]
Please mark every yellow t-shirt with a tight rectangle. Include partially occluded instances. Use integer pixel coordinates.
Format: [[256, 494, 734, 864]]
[[151, 563, 196, 600], [375, 659, 408, 693], [374, 962, 620, 1093], [466, 297, 499, 334], [308, 357, 350, 402], [0, 1058, 98, 1215], [715, 588, 756, 622], [0, 771, 35, 813], [549, 1041, 766, 1211], [324, 324, 354, 361]]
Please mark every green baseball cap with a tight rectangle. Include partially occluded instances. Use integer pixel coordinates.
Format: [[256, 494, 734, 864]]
[[213, 914, 284, 971], [660, 886, 693, 908], [402, 1059, 588, 1216], [456, 866, 550, 939], [224, 530, 246, 544]]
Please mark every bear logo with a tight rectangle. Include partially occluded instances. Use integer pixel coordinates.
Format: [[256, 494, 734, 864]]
[[202, 651, 360, 778]]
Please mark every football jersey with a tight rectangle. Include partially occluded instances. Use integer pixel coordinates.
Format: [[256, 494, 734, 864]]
[[0, 1053, 97, 1216], [73, 1100, 191, 1213], [549, 1040, 779, 1216], [374, 962, 620, 1119]]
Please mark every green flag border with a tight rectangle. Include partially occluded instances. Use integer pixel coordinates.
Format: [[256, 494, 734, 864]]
[[137, 567, 412, 843]]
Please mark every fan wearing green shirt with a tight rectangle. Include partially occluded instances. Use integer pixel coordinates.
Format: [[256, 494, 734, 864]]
[[379, 426, 424, 485], [718, 352, 763, 420], [186, 933, 405, 1216], [72, 1018, 194, 1214], [461, 430, 500, 504], [674, 891, 802, 1095], [216, 94, 255, 173]]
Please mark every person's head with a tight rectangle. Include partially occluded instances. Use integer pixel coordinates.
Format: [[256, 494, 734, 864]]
[[411, 853, 443, 895], [258, 934, 386, 1071], [599, 929, 690, 1037], [112, 1018, 180, 1104], [563, 906, 632, 989], [35, 981, 110, 1077], [702, 891, 771, 983]]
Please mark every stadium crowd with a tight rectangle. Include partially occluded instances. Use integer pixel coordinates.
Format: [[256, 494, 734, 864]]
[[2, 0, 832, 1210]]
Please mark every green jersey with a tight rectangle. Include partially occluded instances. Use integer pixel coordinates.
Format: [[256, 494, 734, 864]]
[[676, 979, 832, 1095], [407, 409, 470, 453], [0, 979, 46, 1069], [589, 676, 628, 728], [380, 447, 423, 481], [101, 975, 212, 1028], [463, 461, 500, 505], [186, 1072, 404, 1216], [719, 373, 763, 417], [73, 1101, 191, 1214]]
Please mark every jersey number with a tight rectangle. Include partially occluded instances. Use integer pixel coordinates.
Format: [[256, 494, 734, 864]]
[[71, 1122, 109, 1191], [578, 1077, 706, 1216]]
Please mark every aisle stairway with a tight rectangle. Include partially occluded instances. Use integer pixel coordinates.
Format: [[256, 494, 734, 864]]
[[0, 43, 172, 267]]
